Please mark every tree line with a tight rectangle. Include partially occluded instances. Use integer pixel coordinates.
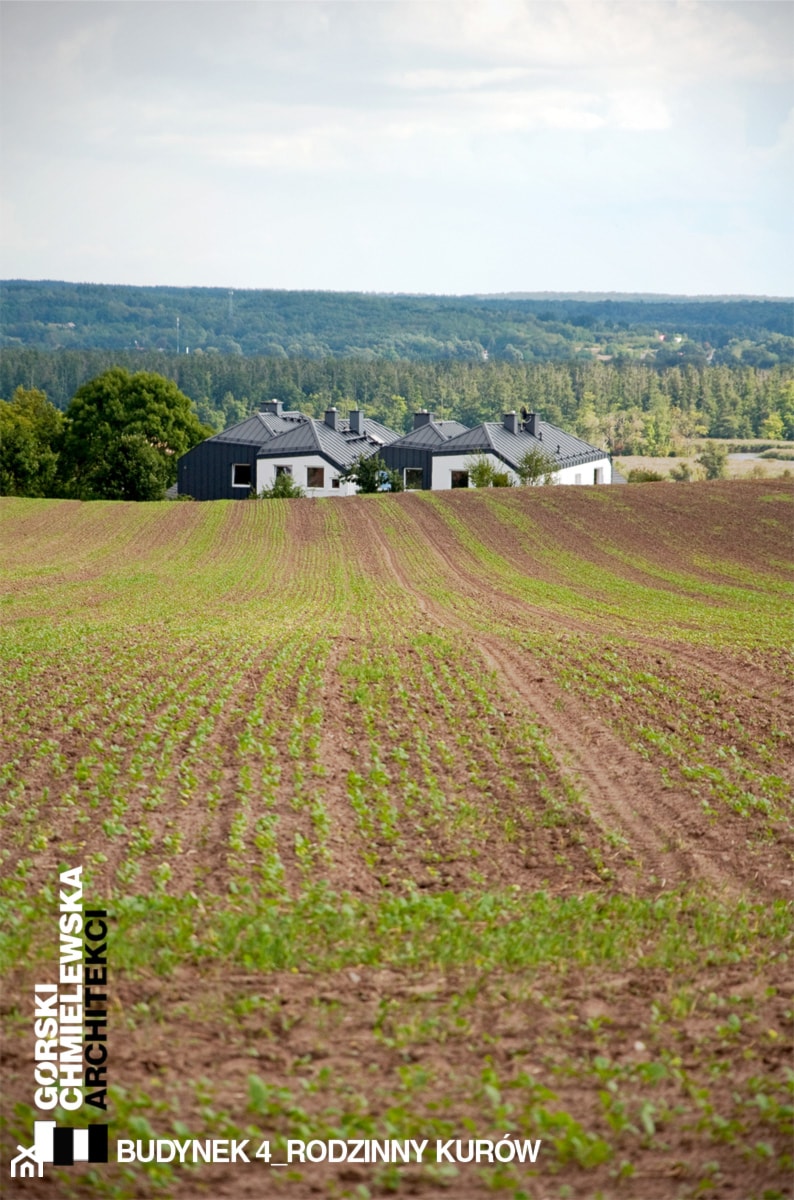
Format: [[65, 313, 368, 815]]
[[2, 349, 792, 454]]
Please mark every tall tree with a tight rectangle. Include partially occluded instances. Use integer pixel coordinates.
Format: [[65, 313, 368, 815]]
[[61, 368, 210, 500], [0, 386, 63, 497]]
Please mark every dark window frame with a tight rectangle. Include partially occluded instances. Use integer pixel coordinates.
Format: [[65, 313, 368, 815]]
[[231, 463, 252, 488]]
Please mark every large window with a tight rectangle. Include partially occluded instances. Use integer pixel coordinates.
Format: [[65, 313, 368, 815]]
[[451, 470, 469, 488], [231, 463, 251, 488], [404, 467, 423, 490], [307, 466, 325, 488]]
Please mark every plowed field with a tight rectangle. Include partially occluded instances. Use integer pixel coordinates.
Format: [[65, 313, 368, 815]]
[[1, 481, 792, 1200]]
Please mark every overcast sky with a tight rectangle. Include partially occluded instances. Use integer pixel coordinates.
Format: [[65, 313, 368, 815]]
[[1, 1, 791, 295]]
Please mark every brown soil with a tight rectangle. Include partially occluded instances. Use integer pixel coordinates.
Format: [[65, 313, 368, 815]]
[[1, 482, 792, 1200]]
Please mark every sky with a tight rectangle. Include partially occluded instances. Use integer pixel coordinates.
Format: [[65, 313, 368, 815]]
[[0, 1, 791, 296]]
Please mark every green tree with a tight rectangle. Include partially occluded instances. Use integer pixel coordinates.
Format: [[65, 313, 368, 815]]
[[61, 368, 210, 500], [515, 446, 556, 486], [696, 443, 728, 480], [0, 386, 64, 497], [340, 454, 403, 493], [760, 411, 785, 441]]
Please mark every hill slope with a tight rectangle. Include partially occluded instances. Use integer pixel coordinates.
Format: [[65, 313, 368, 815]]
[[2, 279, 792, 364], [1, 482, 792, 1199]]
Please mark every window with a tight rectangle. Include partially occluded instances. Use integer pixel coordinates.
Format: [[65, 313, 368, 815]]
[[594, 467, 604, 484], [451, 470, 469, 489], [307, 466, 325, 488], [232, 463, 251, 488], [574, 473, 582, 485], [275, 464, 292, 477], [332, 477, 341, 489], [404, 467, 423, 490]]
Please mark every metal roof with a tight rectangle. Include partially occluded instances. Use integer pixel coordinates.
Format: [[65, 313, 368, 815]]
[[434, 420, 607, 469], [335, 416, 401, 445], [255, 419, 382, 470], [208, 411, 307, 445], [205, 409, 398, 450], [389, 419, 470, 449]]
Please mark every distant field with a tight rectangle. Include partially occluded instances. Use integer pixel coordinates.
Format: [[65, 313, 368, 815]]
[[1, 483, 792, 1199], [615, 443, 794, 481]]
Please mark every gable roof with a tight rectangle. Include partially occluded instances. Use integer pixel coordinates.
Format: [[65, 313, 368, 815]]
[[434, 420, 606, 470], [207, 411, 307, 445], [336, 416, 401, 445], [255, 418, 383, 470], [389, 418, 470, 449]]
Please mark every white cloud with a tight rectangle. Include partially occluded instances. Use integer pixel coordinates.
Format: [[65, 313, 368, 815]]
[[0, 0, 790, 292]]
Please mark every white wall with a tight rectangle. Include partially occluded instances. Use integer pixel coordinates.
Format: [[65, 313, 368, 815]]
[[430, 453, 612, 490], [256, 454, 358, 497]]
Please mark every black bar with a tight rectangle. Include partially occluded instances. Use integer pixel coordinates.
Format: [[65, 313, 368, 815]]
[[52, 1127, 73, 1166], [88, 1124, 109, 1163]]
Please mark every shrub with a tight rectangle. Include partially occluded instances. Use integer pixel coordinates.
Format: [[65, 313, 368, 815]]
[[627, 469, 666, 483], [465, 454, 498, 488], [256, 472, 305, 499], [515, 447, 557, 486], [696, 443, 728, 480], [340, 454, 403, 493]]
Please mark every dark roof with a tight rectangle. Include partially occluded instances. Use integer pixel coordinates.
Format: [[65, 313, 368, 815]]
[[208, 411, 306, 445], [202, 410, 398, 451], [389, 419, 470, 449], [255, 419, 382, 470], [336, 416, 401, 445], [434, 420, 607, 470]]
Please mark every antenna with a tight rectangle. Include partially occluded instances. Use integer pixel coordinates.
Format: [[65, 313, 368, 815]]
[[176, 315, 180, 355], [228, 290, 234, 322]]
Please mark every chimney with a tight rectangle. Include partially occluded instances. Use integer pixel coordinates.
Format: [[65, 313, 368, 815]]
[[348, 409, 364, 435], [503, 411, 519, 435], [413, 409, 433, 429], [263, 399, 283, 416], [524, 412, 538, 437], [324, 407, 338, 431]]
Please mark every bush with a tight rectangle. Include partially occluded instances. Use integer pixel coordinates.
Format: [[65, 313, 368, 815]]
[[340, 454, 403, 493], [515, 447, 556, 486], [465, 454, 499, 488], [627, 469, 666, 483], [256, 472, 305, 498], [696, 443, 728, 480]]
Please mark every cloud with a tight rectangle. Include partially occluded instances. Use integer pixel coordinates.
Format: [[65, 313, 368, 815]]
[[0, 0, 790, 292]]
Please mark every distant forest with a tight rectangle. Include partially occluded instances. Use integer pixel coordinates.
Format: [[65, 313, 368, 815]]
[[2, 280, 793, 368], [2, 347, 793, 451]]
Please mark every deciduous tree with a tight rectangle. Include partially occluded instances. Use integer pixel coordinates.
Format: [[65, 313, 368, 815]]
[[61, 368, 210, 500], [0, 387, 63, 497]]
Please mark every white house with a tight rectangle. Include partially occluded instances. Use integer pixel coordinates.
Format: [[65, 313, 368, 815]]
[[255, 407, 399, 497], [430, 411, 611, 489]]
